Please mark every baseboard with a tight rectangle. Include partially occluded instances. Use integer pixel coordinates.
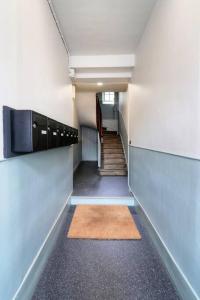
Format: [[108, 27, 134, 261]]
[[13, 192, 72, 300], [130, 188, 199, 300]]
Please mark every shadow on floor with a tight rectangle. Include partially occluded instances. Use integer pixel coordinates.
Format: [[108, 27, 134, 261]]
[[73, 161, 131, 197]]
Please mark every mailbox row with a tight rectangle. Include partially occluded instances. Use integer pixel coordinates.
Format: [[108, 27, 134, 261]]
[[11, 110, 78, 153]]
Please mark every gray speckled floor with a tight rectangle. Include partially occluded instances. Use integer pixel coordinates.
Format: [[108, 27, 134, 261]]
[[73, 162, 131, 197], [32, 207, 180, 300]]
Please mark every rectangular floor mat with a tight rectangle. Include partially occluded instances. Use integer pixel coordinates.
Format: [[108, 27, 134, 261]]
[[67, 205, 141, 240]]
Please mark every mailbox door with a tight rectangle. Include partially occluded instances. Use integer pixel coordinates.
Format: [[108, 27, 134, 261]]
[[63, 125, 68, 146], [56, 123, 64, 147], [71, 129, 75, 144], [75, 129, 78, 144], [47, 119, 57, 149], [69, 128, 74, 145], [32, 112, 48, 151], [60, 124, 65, 146]]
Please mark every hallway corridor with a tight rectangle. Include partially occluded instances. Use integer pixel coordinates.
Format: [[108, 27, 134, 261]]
[[32, 206, 180, 300], [73, 162, 130, 197], [1, 1, 200, 299]]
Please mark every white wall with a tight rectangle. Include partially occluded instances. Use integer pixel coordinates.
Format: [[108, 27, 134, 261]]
[[0, 2, 18, 159], [119, 91, 128, 133], [102, 119, 118, 132], [130, 0, 200, 159], [75, 91, 96, 128], [0, 0, 73, 160]]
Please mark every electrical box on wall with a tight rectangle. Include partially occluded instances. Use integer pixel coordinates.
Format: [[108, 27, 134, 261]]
[[3, 106, 79, 159]]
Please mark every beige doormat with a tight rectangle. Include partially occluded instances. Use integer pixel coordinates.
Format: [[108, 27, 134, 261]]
[[67, 205, 141, 240]]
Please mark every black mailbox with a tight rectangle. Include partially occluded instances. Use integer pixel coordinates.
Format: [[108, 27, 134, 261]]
[[71, 128, 76, 144], [3, 106, 79, 158], [74, 129, 78, 144], [57, 123, 65, 147], [47, 119, 58, 149], [67, 127, 78, 145], [69, 127, 74, 145], [11, 110, 48, 153], [63, 125, 71, 146]]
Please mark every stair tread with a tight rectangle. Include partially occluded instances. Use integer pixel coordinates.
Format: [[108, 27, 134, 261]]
[[103, 165, 127, 170], [103, 145, 123, 149], [103, 140, 121, 144], [103, 149, 123, 153], [100, 134, 126, 176], [102, 155, 124, 157], [99, 170, 127, 176], [103, 159, 125, 163]]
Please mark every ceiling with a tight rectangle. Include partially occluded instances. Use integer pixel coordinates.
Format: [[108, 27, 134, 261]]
[[51, 0, 157, 55]]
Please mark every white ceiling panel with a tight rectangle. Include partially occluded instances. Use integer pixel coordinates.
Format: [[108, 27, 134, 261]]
[[52, 0, 157, 55]]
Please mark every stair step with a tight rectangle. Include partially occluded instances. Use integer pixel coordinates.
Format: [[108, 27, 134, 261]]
[[103, 144, 123, 149], [103, 139, 121, 144], [103, 137, 119, 140], [102, 153, 125, 159], [103, 131, 117, 135], [99, 169, 127, 176], [103, 158, 125, 164], [103, 148, 124, 154], [103, 164, 127, 170]]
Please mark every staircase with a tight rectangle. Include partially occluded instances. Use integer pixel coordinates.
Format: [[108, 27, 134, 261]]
[[99, 132, 127, 176]]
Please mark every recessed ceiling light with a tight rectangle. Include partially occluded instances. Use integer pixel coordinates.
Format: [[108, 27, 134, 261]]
[[97, 82, 103, 86]]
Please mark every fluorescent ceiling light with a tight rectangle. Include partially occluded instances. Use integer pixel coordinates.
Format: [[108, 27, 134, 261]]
[[97, 82, 103, 86]]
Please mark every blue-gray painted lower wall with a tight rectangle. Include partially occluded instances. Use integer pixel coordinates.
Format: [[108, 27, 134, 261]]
[[82, 126, 97, 161], [73, 141, 82, 171], [119, 112, 128, 162], [0, 147, 73, 300], [129, 146, 200, 299]]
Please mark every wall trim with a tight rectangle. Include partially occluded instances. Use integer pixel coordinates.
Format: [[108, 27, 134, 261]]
[[13, 192, 72, 300], [129, 187, 199, 300], [129, 144, 200, 162]]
